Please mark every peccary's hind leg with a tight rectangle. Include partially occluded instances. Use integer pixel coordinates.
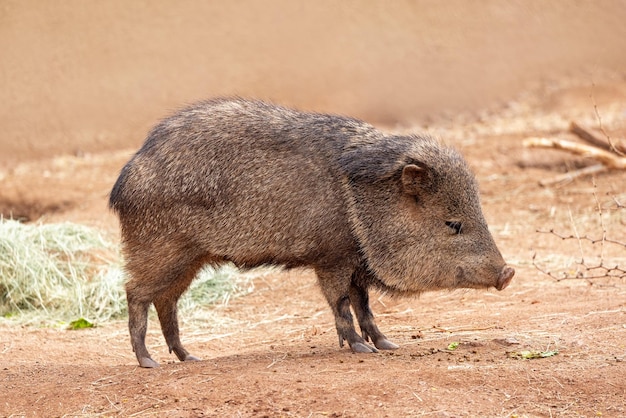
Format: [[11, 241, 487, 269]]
[[349, 269, 399, 350], [152, 257, 208, 363], [126, 289, 159, 368], [315, 266, 378, 353], [125, 242, 209, 368]]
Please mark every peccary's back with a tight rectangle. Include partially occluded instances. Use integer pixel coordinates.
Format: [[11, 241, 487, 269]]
[[110, 98, 374, 268]]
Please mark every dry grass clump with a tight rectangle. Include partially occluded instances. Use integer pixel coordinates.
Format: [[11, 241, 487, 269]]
[[0, 219, 124, 324], [179, 264, 258, 323], [0, 220, 255, 326]]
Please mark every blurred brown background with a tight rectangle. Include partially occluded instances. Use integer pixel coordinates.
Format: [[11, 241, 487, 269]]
[[2, 0, 626, 165]]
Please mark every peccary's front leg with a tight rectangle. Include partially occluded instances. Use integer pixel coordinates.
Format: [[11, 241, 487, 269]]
[[315, 267, 377, 353], [349, 272, 399, 350]]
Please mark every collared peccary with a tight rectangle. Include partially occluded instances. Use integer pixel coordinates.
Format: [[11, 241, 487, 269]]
[[109, 97, 515, 368]]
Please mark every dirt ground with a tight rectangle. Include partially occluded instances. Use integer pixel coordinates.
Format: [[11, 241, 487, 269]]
[[2, 2, 626, 417], [1, 77, 625, 417]]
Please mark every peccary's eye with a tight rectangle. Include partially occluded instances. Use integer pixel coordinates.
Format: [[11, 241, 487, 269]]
[[445, 221, 463, 234]]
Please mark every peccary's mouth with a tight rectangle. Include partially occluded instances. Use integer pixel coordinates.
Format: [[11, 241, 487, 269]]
[[495, 266, 515, 291]]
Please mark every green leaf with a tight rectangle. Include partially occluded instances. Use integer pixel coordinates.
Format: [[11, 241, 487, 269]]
[[68, 317, 94, 330], [447, 342, 460, 351], [538, 350, 559, 358]]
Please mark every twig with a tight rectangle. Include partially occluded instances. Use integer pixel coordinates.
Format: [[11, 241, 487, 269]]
[[531, 252, 626, 282], [551, 376, 565, 389], [399, 384, 424, 402], [523, 137, 626, 169], [524, 113, 626, 186], [105, 395, 122, 411], [266, 353, 287, 368], [533, 188, 626, 281], [532, 250, 626, 282], [592, 102, 626, 156], [537, 229, 626, 249], [431, 325, 496, 333], [568, 209, 585, 264], [592, 185, 608, 263], [535, 164, 607, 187], [569, 121, 626, 155]]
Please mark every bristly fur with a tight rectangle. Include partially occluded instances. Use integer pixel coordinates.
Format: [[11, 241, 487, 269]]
[[110, 97, 513, 367]]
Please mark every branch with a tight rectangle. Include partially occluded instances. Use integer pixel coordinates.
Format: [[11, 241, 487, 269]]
[[570, 121, 626, 156], [523, 137, 626, 169], [533, 164, 607, 187], [537, 228, 626, 249], [531, 252, 626, 282]]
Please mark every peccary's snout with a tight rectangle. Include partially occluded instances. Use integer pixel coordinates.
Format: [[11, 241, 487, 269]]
[[496, 266, 515, 291]]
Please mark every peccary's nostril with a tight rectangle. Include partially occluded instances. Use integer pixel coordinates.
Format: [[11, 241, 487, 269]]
[[496, 266, 515, 291]]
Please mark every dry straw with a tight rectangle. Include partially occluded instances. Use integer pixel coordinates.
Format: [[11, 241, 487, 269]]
[[0, 219, 254, 326]]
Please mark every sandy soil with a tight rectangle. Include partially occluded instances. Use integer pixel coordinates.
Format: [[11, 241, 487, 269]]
[[1, 2, 626, 417], [1, 79, 625, 417]]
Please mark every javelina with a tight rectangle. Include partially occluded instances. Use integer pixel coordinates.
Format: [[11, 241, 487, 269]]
[[109, 98, 515, 368]]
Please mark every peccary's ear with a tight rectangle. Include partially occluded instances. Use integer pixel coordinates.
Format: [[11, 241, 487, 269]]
[[339, 137, 409, 183], [401, 163, 432, 196]]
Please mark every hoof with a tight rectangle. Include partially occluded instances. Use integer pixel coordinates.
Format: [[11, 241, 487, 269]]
[[351, 342, 378, 353], [138, 357, 160, 368], [374, 338, 400, 350], [184, 354, 201, 362]]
